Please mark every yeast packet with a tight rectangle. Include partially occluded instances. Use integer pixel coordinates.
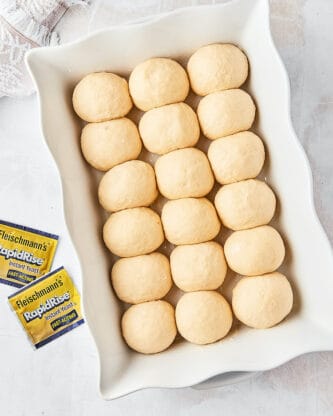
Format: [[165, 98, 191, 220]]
[[8, 266, 84, 348], [0, 220, 58, 288]]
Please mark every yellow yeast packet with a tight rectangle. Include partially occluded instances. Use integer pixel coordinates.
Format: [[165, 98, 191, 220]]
[[0, 220, 58, 288], [8, 266, 84, 348]]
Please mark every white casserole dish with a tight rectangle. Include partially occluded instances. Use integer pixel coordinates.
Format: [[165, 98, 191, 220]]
[[26, 0, 333, 399]]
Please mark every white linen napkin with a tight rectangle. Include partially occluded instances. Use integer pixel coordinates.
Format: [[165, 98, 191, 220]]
[[0, 0, 88, 97]]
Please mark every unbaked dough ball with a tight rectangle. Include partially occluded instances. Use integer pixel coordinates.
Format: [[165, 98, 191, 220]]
[[197, 89, 256, 140], [208, 131, 265, 184], [224, 225, 285, 276], [187, 43, 248, 96], [215, 179, 276, 231], [176, 291, 232, 345], [103, 207, 164, 257], [170, 242, 227, 291], [81, 118, 142, 171], [161, 198, 220, 245], [155, 148, 214, 199], [139, 103, 200, 154], [232, 273, 293, 329], [122, 300, 177, 354], [98, 160, 158, 212], [111, 253, 172, 304], [129, 58, 189, 111], [73, 72, 132, 122]]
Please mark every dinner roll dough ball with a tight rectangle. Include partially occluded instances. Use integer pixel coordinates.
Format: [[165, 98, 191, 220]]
[[187, 44, 248, 96], [139, 103, 200, 154], [129, 58, 189, 111], [170, 242, 227, 291], [208, 131, 265, 184], [224, 225, 285, 276], [103, 207, 164, 257], [81, 118, 142, 171], [111, 253, 172, 304], [98, 160, 158, 212], [161, 198, 220, 245], [232, 273, 293, 328], [122, 301, 177, 354], [176, 291, 232, 345], [215, 179, 276, 231], [197, 89, 256, 140], [73, 72, 132, 122], [155, 148, 214, 199]]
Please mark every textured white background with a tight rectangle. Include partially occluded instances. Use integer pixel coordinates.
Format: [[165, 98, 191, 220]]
[[0, 1, 333, 414]]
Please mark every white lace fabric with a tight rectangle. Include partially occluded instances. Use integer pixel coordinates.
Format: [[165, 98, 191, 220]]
[[0, 0, 87, 97]]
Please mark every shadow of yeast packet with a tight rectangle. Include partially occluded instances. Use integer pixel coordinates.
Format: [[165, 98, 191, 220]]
[[0, 220, 58, 288], [8, 266, 84, 348]]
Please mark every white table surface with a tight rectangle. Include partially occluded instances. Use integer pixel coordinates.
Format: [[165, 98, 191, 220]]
[[1, 0, 333, 414]]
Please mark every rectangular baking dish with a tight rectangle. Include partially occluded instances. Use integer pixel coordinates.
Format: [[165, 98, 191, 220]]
[[26, 0, 333, 399]]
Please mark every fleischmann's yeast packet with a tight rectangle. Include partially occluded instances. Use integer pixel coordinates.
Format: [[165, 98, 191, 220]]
[[0, 220, 58, 288], [8, 266, 84, 348]]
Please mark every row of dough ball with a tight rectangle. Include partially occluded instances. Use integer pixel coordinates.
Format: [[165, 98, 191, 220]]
[[96, 151, 274, 234], [73, 68, 174, 352], [188, 48, 292, 339], [188, 48, 292, 334], [72, 58, 189, 122], [73, 43, 248, 123], [102, 198, 218, 257], [79, 92, 259, 176], [121, 271, 293, 354], [138, 90, 256, 156], [103, 202, 284, 276], [189, 49, 293, 337], [97, 150, 273, 237], [122, 293, 232, 354], [112, 241, 228, 304]]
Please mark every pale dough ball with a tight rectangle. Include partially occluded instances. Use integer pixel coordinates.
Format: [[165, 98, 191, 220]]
[[161, 198, 220, 245], [208, 131, 265, 184], [170, 242, 227, 291], [224, 225, 285, 276], [122, 300, 177, 354], [111, 253, 172, 304], [139, 103, 200, 154], [98, 160, 158, 212], [155, 148, 214, 199], [129, 58, 189, 111], [197, 89, 256, 140], [176, 291, 232, 345], [187, 43, 248, 96], [103, 207, 164, 257], [73, 72, 132, 122], [232, 273, 293, 329], [81, 118, 142, 171], [215, 179, 276, 231]]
